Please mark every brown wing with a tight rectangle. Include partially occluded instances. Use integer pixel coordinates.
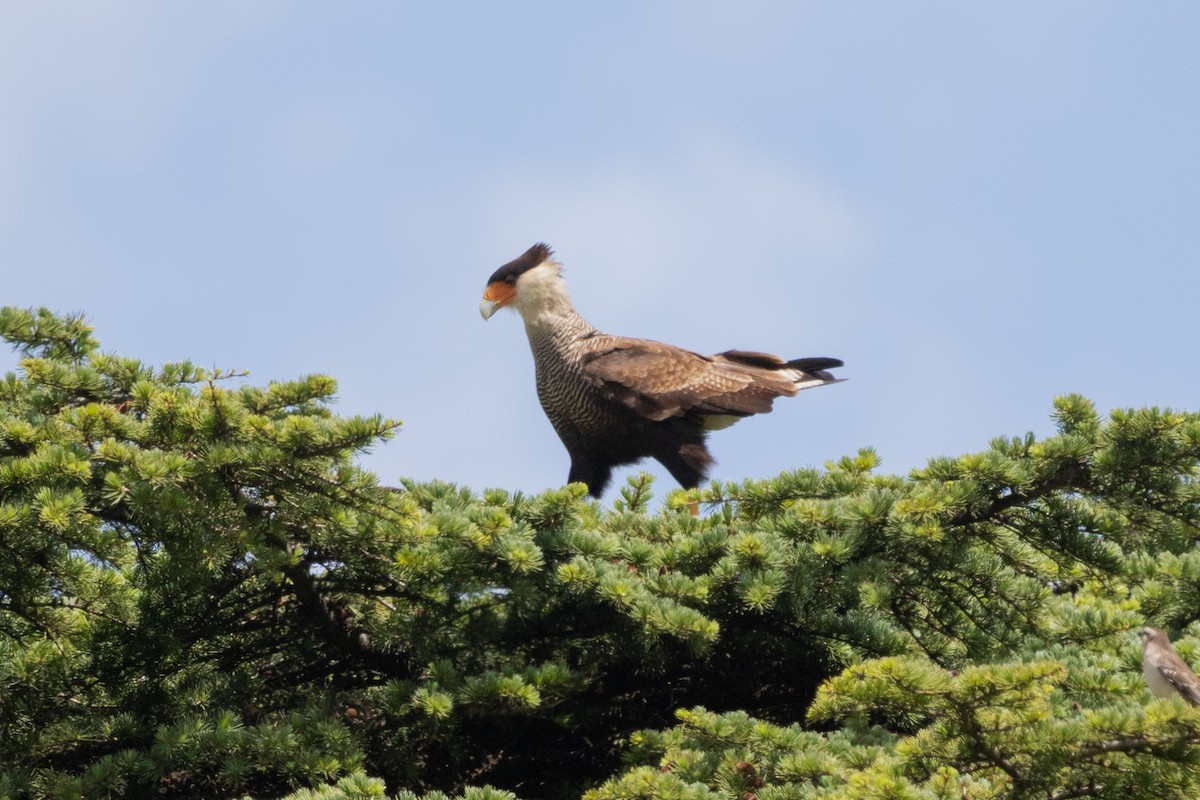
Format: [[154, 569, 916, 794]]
[[1158, 654, 1200, 705], [580, 338, 803, 423]]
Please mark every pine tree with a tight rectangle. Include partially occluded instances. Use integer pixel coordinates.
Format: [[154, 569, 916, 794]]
[[1, 307, 1199, 800]]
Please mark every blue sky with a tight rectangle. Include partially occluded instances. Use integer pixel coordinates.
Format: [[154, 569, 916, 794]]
[[3, 3, 1197, 499]]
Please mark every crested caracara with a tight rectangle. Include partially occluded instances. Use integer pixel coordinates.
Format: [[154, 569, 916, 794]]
[[479, 243, 843, 497]]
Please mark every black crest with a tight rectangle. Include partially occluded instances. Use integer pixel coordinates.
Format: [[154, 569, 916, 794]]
[[488, 243, 554, 285]]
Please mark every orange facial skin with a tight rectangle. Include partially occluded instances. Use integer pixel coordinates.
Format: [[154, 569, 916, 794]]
[[483, 281, 516, 306]]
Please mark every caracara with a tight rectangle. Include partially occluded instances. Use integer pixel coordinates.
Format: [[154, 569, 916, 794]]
[[479, 243, 844, 497]]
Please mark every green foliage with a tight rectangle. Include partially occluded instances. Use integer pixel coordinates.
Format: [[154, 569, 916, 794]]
[[2, 309, 1200, 799]]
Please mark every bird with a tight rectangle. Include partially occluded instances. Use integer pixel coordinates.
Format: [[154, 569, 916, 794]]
[[478, 243, 844, 498], [1138, 626, 1200, 705]]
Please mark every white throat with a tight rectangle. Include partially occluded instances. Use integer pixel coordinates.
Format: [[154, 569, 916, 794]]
[[512, 260, 581, 332]]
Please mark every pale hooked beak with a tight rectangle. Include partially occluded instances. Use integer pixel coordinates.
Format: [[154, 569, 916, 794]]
[[480, 297, 500, 320]]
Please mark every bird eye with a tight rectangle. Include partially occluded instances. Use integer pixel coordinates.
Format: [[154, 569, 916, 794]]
[[505, 274, 517, 284]]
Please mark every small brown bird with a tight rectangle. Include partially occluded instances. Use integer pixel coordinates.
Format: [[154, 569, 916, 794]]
[[479, 243, 843, 497], [1138, 626, 1200, 705]]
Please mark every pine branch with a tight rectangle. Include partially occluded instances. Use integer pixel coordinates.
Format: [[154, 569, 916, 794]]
[[1048, 783, 1104, 800], [226, 478, 414, 680], [1077, 733, 1200, 758], [278, 524, 414, 678], [947, 701, 1029, 792], [949, 459, 1090, 528]]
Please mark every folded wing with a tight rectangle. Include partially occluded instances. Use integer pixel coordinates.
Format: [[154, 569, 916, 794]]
[[581, 339, 843, 427]]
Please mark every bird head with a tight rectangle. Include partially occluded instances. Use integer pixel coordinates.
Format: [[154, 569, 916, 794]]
[[1139, 626, 1166, 646], [480, 243, 565, 321]]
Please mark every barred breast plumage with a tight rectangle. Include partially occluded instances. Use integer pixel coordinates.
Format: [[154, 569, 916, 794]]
[[528, 327, 618, 441]]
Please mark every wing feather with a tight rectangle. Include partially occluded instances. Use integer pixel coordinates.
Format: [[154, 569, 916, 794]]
[[581, 337, 831, 423], [1159, 656, 1200, 705]]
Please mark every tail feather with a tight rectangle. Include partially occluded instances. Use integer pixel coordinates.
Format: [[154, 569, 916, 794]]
[[785, 357, 844, 372], [718, 351, 844, 374], [715, 350, 844, 392]]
